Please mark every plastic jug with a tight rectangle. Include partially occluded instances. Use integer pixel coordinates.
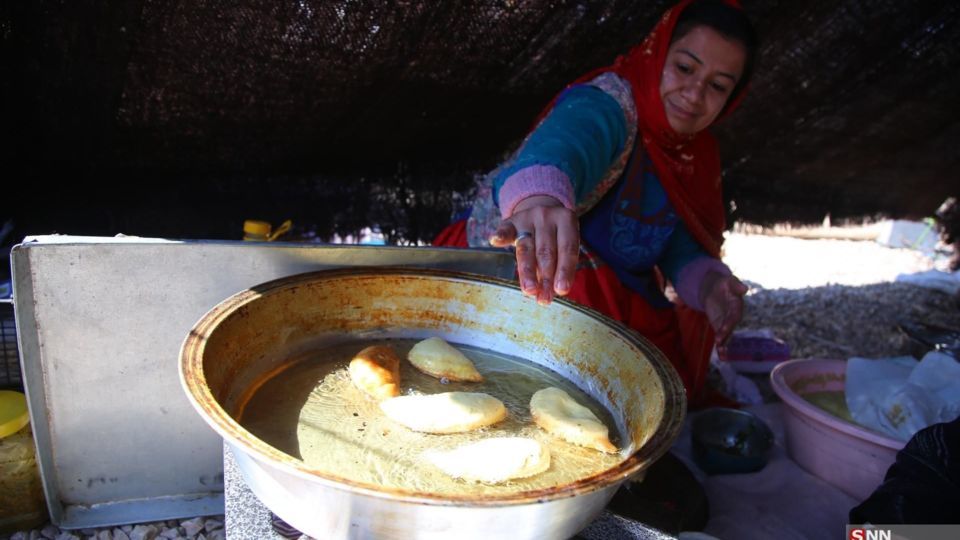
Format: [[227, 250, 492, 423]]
[[0, 390, 47, 533]]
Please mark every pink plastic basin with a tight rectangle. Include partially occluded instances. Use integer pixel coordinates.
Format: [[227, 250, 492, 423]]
[[769, 359, 905, 501]]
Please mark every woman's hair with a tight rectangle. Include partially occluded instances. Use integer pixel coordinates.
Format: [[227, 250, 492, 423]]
[[672, 0, 759, 101]]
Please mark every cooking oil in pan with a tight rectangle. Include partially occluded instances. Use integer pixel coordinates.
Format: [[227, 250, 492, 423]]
[[238, 338, 625, 496]]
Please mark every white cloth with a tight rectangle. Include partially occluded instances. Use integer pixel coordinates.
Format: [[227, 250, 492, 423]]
[[846, 351, 960, 441], [895, 269, 960, 295]]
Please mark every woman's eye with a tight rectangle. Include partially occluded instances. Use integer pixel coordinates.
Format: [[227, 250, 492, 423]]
[[710, 82, 728, 93], [676, 63, 692, 74]]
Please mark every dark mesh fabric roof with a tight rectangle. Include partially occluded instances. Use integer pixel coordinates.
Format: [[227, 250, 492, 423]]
[[3, 0, 959, 243]]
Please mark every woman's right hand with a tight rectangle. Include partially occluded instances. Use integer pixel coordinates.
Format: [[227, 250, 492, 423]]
[[489, 195, 580, 305]]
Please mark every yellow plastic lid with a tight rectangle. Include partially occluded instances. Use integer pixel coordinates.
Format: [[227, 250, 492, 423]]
[[0, 390, 30, 439], [243, 220, 272, 236]]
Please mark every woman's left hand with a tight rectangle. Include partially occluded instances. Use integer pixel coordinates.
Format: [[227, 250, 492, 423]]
[[701, 272, 749, 345]]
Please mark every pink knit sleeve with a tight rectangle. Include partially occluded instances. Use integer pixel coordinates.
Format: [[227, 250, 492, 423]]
[[675, 256, 732, 311], [497, 165, 576, 219]]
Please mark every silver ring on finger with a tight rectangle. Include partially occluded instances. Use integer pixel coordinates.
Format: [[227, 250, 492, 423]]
[[513, 231, 534, 247]]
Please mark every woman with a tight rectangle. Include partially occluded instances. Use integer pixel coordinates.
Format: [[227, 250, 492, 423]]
[[434, 0, 758, 406]]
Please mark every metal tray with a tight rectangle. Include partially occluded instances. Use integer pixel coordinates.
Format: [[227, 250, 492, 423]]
[[11, 235, 514, 529]]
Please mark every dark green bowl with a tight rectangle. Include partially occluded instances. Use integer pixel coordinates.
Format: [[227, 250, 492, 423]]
[[691, 408, 774, 475]]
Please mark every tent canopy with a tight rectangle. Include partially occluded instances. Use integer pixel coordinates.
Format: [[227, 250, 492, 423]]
[[4, 0, 958, 242]]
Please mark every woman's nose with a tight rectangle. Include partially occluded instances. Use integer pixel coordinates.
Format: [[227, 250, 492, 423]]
[[682, 80, 707, 104]]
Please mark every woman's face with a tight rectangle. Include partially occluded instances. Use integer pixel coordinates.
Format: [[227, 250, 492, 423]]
[[659, 25, 747, 135]]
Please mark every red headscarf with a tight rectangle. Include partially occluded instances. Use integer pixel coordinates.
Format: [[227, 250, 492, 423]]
[[547, 0, 749, 258]]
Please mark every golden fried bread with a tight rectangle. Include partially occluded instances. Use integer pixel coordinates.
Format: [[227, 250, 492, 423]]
[[348, 345, 402, 401], [530, 387, 618, 453], [407, 337, 483, 382], [379, 391, 506, 433], [424, 437, 550, 483]]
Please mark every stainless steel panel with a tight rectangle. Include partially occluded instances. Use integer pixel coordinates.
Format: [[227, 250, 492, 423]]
[[11, 236, 515, 529]]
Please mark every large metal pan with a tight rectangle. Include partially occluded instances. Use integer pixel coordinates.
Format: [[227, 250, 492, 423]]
[[180, 267, 685, 540]]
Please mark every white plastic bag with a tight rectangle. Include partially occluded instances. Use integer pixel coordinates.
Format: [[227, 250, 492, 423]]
[[846, 352, 960, 441], [709, 347, 763, 405]]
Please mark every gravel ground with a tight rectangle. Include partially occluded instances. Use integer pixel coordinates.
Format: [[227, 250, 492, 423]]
[[3, 230, 957, 539], [1, 518, 224, 540], [723, 231, 960, 359]]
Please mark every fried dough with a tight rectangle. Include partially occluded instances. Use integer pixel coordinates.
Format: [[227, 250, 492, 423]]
[[530, 387, 618, 453], [379, 391, 506, 433], [407, 337, 483, 382], [348, 345, 401, 400], [424, 437, 550, 483]]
